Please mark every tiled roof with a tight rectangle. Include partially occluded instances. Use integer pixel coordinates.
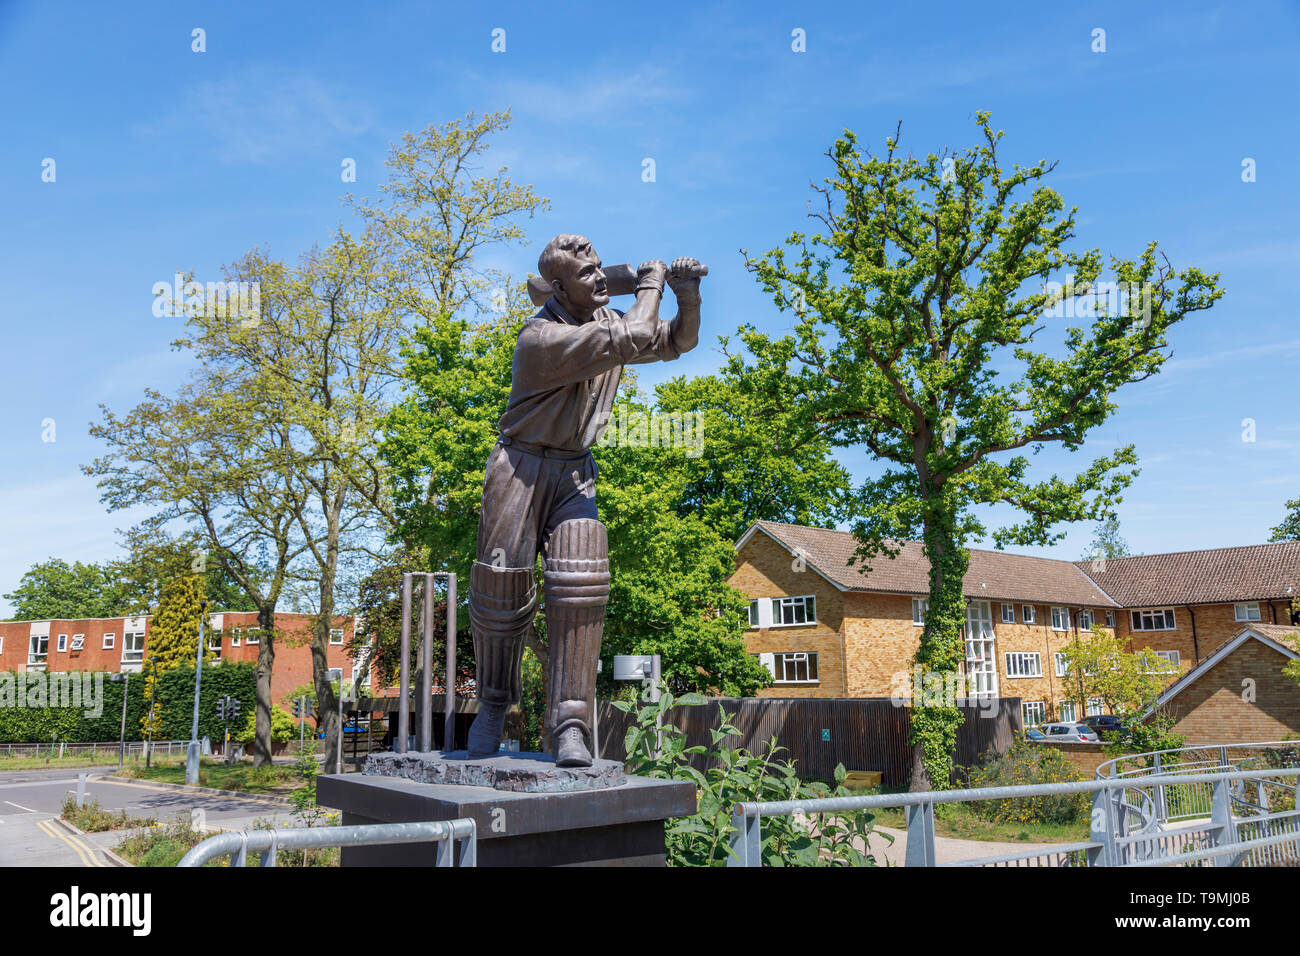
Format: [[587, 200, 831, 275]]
[[1072, 543, 1300, 607], [745, 521, 1118, 607]]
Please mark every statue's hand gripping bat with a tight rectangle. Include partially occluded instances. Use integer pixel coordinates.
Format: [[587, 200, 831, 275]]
[[526, 261, 708, 307]]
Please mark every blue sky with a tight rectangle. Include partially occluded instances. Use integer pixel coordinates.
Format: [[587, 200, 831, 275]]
[[2, 0, 1298, 615]]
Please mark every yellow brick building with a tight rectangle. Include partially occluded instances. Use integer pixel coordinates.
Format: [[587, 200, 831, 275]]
[[731, 521, 1300, 728]]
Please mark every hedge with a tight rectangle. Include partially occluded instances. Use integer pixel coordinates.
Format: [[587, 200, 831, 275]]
[[0, 664, 257, 744]]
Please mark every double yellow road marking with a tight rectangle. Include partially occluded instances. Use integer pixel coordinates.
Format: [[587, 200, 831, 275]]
[[37, 818, 105, 867]]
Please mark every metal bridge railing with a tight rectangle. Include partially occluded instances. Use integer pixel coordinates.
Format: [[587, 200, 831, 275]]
[[178, 819, 478, 867], [727, 765, 1300, 867]]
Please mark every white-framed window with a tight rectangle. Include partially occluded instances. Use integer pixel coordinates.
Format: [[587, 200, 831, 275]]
[[1234, 602, 1262, 622], [28, 634, 49, 665], [912, 598, 929, 625], [1004, 652, 1042, 678], [57, 634, 68, 652], [771, 595, 815, 627], [1055, 652, 1070, 677], [1131, 608, 1176, 631], [1022, 604, 1036, 624], [102, 633, 115, 650], [230, 627, 242, 646], [352, 661, 371, 691], [71, 633, 84, 651], [1001, 603, 1015, 624], [245, 627, 261, 645], [1058, 699, 1077, 722], [122, 631, 145, 664], [964, 601, 998, 697], [1079, 609, 1094, 630], [763, 651, 819, 684], [1154, 650, 1180, 667], [0, 635, 5, 653], [747, 601, 760, 628], [329, 628, 344, 645], [1105, 610, 1115, 628], [1022, 700, 1046, 727], [1051, 606, 1069, 631], [1086, 698, 1106, 717]]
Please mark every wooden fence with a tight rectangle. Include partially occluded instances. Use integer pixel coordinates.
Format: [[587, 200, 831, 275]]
[[593, 696, 1022, 787]]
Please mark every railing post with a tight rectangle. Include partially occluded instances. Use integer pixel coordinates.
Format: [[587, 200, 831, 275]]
[[458, 819, 477, 867], [1090, 785, 1117, 866], [905, 800, 936, 867], [727, 805, 761, 867], [1209, 776, 1240, 866], [1152, 753, 1168, 823]]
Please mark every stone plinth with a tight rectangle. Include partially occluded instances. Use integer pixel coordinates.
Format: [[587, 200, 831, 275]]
[[317, 771, 696, 867], [364, 749, 626, 792]]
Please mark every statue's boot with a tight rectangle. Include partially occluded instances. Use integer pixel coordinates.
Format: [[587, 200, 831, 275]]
[[466, 562, 536, 758], [544, 519, 609, 768]]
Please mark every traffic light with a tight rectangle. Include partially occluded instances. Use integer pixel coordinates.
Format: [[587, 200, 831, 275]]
[[216, 698, 226, 721], [292, 697, 301, 718], [229, 697, 240, 720]]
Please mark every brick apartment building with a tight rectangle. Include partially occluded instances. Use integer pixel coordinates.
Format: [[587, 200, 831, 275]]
[[732, 521, 1300, 730], [0, 611, 370, 705]]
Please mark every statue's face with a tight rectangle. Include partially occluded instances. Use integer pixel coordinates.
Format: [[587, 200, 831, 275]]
[[554, 243, 609, 314]]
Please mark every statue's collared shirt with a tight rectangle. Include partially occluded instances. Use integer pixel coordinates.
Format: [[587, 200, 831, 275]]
[[497, 296, 682, 452]]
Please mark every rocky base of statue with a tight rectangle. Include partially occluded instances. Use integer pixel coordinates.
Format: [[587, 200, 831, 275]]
[[364, 749, 626, 792]]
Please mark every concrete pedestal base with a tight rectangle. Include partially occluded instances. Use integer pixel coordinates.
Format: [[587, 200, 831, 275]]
[[317, 772, 696, 867]]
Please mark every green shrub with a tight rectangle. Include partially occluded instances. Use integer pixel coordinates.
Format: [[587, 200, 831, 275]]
[[615, 689, 888, 866], [966, 740, 1090, 825], [61, 796, 155, 832]]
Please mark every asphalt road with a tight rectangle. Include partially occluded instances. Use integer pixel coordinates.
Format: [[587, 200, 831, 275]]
[[0, 767, 297, 867]]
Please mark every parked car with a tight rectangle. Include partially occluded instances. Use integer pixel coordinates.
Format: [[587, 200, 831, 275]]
[[1024, 728, 1048, 742], [1081, 715, 1129, 739], [1041, 722, 1100, 743]]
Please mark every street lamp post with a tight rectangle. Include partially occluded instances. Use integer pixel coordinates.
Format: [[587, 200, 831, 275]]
[[110, 673, 130, 770], [186, 601, 208, 785], [143, 658, 159, 769]]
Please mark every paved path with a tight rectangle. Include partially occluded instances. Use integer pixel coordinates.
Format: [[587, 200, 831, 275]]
[[0, 768, 298, 867], [868, 824, 1067, 865]]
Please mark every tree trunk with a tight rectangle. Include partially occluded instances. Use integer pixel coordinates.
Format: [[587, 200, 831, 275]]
[[253, 605, 276, 767], [908, 499, 970, 792]]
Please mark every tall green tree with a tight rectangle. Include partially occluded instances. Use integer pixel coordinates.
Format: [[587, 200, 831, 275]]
[[4, 558, 127, 620], [139, 563, 213, 738], [729, 114, 1224, 789], [1081, 515, 1131, 563], [1271, 498, 1300, 542]]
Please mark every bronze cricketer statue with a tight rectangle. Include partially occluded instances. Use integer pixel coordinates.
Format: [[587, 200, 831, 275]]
[[466, 234, 705, 767]]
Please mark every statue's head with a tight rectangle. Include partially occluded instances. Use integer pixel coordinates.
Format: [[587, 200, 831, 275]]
[[538, 233, 608, 316]]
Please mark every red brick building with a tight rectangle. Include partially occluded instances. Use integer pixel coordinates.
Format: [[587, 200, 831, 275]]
[[0, 611, 370, 706]]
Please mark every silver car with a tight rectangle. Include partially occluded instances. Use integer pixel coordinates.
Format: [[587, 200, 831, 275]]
[[1040, 721, 1100, 743]]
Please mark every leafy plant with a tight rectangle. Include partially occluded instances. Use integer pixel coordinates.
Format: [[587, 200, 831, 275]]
[[61, 796, 155, 833], [966, 739, 1090, 825], [614, 688, 888, 866]]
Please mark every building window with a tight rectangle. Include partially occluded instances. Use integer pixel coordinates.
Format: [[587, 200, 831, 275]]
[[1086, 698, 1106, 717], [771, 595, 815, 627], [1105, 610, 1115, 628], [1059, 700, 1077, 722], [1234, 602, 1262, 622], [1131, 608, 1176, 631], [1055, 652, 1070, 677], [1079, 609, 1094, 630], [1022, 605, 1036, 624], [1005, 652, 1042, 678], [747, 601, 760, 628], [122, 631, 145, 664], [57, 634, 68, 652], [1154, 650, 1181, 668], [230, 628, 242, 646], [329, 628, 344, 645], [0, 636, 5, 653], [965, 601, 998, 697], [912, 598, 929, 625], [28, 634, 49, 667], [245, 628, 261, 645], [71, 633, 84, 651], [1001, 604, 1015, 624], [1050, 607, 1069, 631], [352, 661, 371, 691], [1022, 701, 1046, 727], [770, 651, 818, 684], [102, 633, 115, 650]]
